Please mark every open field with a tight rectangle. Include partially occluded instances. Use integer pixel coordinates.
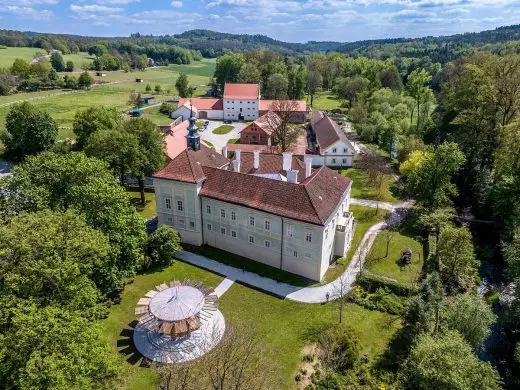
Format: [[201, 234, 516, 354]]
[[0, 58, 216, 139], [342, 168, 401, 204], [102, 258, 401, 389], [0, 46, 94, 69], [311, 91, 344, 111], [366, 227, 424, 288]]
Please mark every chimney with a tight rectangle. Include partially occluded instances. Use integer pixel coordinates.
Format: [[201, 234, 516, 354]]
[[234, 149, 241, 173], [282, 152, 292, 172], [221, 146, 228, 158], [253, 150, 260, 169], [304, 156, 313, 178], [287, 169, 299, 184]]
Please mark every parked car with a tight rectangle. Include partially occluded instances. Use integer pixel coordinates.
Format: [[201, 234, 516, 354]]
[[224, 119, 233, 124], [204, 121, 209, 129]]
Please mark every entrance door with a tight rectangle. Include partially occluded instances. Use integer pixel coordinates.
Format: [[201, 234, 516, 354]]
[[199, 111, 208, 119]]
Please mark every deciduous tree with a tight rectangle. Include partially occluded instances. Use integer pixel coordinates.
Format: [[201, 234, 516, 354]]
[[175, 73, 189, 97], [264, 99, 300, 152], [143, 225, 182, 269], [72, 106, 123, 149]]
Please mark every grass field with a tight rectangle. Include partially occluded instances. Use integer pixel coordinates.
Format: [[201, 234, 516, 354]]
[[0, 46, 94, 69], [127, 191, 156, 220], [311, 91, 345, 111], [101, 258, 401, 389], [342, 168, 401, 204], [0, 58, 216, 139], [212, 124, 234, 135], [322, 205, 390, 283], [366, 227, 424, 288]]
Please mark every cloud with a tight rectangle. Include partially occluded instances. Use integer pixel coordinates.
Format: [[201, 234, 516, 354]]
[[0, 0, 58, 4], [3, 5, 54, 20], [171, 0, 182, 7], [70, 4, 124, 13]]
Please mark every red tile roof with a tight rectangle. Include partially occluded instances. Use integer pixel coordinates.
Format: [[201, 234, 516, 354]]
[[223, 83, 260, 100], [200, 166, 351, 225], [231, 152, 304, 175], [312, 112, 351, 151], [240, 111, 279, 136], [164, 120, 189, 160], [225, 144, 307, 156], [154, 144, 229, 183], [178, 98, 223, 111], [259, 100, 307, 112]]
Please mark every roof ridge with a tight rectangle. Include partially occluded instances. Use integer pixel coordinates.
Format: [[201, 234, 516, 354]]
[[303, 172, 326, 224]]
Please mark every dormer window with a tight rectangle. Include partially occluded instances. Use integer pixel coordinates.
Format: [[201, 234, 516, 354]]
[[332, 148, 337, 153]]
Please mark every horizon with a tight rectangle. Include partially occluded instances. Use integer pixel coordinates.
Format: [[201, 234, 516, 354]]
[[0, 1, 518, 43]]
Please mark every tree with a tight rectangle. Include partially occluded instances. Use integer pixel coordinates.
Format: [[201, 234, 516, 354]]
[[78, 71, 93, 89], [0, 211, 108, 314], [128, 90, 144, 108], [417, 206, 455, 245], [330, 274, 350, 324], [84, 129, 139, 185], [143, 225, 182, 269], [11, 58, 31, 78], [316, 324, 361, 373], [265, 73, 288, 99], [0, 152, 146, 295], [1, 102, 58, 161], [334, 76, 370, 107], [357, 152, 392, 214], [238, 62, 262, 84], [437, 226, 478, 293], [65, 60, 74, 72], [503, 233, 520, 279], [126, 118, 165, 205], [154, 84, 162, 94], [175, 73, 189, 97], [214, 53, 244, 92], [404, 142, 465, 210], [287, 65, 306, 100], [306, 69, 322, 107], [50, 51, 65, 72], [379, 68, 403, 91], [400, 331, 502, 390], [264, 100, 300, 152], [72, 106, 123, 149], [442, 294, 495, 350], [407, 68, 433, 133], [0, 303, 124, 390], [0, 71, 18, 96], [145, 84, 152, 92]]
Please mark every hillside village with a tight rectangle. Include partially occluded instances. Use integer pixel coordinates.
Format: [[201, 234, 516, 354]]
[[0, 23, 519, 390]]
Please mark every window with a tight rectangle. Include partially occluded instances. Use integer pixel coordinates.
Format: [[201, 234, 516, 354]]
[[344, 148, 348, 153], [264, 220, 270, 231], [189, 221, 195, 230], [220, 209, 226, 219], [332, 148, 337, 153], [167, 216, 173, 223], [177, 200, 183, 212], [221, 227, 226, 235], [249, 216, 255, 227], [293, 250, 298, 257], [231, 211, 236, 221], [165, 198, 171, 209], [207, 223, 212, 231], [231, 230, 237, 238], [265, 240, 271, 248], [248, 235, 255, 244], [332, 158, 336, 164], [287, 225, 294, 238], [206, 205, 211, 214], [305, 232, 312, 243], [325, 228, 329, 240], [342, 159, 347, 164], [177, 218, 185, 227]]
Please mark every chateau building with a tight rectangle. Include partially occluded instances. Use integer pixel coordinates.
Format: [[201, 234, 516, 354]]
[[153, 117, 355, 281]]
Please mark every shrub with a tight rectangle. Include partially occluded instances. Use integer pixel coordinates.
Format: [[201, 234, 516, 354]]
[[294, 374, 302, 382], [142, 225, 182, 269], [159, 102, 176, 116], [316, 324, 360, 373]]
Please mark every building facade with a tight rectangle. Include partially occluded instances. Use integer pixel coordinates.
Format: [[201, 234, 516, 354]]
[[153, 119, 355, 282]]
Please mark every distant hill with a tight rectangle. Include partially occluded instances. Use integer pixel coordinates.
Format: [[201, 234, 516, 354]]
[[2, 24, 520, 61]]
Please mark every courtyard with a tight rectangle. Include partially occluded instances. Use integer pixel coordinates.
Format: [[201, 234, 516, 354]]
[[199, 120, 248, 151]]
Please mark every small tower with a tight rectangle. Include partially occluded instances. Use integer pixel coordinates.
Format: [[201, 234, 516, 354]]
[[186, 101, 200, 151]]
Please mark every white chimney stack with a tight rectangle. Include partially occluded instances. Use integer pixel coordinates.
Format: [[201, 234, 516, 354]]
[[235, 149, 241, 172], [253, 150, 260, 169], [304, 156, 313, 178], [287, 169, 299, 184], [233, 159, 240, 173], [282, 152, 292, 172], [221, 146, 228, 158]]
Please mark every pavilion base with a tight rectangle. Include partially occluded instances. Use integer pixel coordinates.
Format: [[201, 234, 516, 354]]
[[133, 310, 225, 364]]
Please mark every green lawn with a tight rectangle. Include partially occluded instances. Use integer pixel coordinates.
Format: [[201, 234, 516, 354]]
[[227, 138, 240, 144], [127, 191, 156, 219], [311, 91, 345, 111], [0, 60, 216, 140], [101, 259, 401, 389], [202, 140, 215, 148], [0, 47, 94, 69], [366, 228, 424, 288], [141, 105, 172, 126], [342, 168, 401, 204], [212, 124, 234, 135], [322, 205, 390, 283]]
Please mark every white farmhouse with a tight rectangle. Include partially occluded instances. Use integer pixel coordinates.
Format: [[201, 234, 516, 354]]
[[222, 83, 261, 121], [310, 111, 357, 167], [171, 98, 224, 120], [153, 117, 355, 282]]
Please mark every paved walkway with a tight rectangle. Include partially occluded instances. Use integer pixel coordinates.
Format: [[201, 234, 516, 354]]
[[214, 278, 235, 297], [178, 199, 413, 303]]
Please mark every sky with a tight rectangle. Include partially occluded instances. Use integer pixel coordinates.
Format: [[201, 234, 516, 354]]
[[0, 0, 520, 43]]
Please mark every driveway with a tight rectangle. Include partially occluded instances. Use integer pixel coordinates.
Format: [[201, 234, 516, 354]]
[[200, 120, 248, 152]]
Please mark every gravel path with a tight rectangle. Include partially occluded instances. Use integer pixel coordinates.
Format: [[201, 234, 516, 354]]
[[178, 199, 413, 302]]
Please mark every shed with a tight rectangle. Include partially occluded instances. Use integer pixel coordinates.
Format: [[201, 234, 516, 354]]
[[136, 78, 144, 83], [96, 72, 107, 77], [143, 96, 156, 104]]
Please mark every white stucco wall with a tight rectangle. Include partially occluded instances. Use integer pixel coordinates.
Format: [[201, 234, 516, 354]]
[[224, 99, 259, 121], [313, 141, 356, 167], [154, 178, 203, 246], [171, 105, 192, 120]]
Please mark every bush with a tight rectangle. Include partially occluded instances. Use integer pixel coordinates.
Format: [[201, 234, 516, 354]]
[[142, 225, 182, 269], [159, 102, 176, 116], [347, 285, 405, 315], [316, 324, 360, 373], [358, 273, 412, 296], [295, 374, 302, 382]]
